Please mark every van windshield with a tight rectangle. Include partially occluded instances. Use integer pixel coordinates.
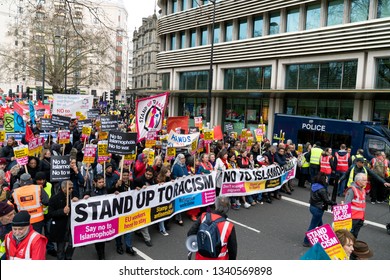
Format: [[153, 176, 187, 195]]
[[367, 139, 390, 159]]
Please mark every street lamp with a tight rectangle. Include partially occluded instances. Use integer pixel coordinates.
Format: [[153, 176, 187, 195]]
[[206, 0, 216, 124]]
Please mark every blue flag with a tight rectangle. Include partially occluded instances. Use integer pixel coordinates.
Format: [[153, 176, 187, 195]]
[[14, 111, 25, 132], [29, 100, 36, 125]]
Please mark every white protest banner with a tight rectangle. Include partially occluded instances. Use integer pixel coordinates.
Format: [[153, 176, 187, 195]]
[[220, 159, 297, 196], [70, 172, 216, 247], [136, 92, 169, 141], [52, 94, 93, 118], [167, 130, 200, 148]]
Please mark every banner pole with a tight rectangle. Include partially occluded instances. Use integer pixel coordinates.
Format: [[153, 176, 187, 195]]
[[120, 155, 124, 180], [24, 164, 28, 174], [103, 161, 106, 186], [66, 180, 69, 210]]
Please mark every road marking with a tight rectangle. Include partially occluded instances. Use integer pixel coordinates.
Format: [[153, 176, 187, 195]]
[[281, 196, 387, 229], [227, 218, 261, 233], [133, 247, 153, 260]]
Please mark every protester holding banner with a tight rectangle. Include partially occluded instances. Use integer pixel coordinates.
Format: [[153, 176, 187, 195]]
[[152, 155, 163, 178], [303, 172, 337, 247], [0, 136, 17, 171], [134, 153, 148, 179], [69, 157, 85, 199], [214, 149, 229, 197], [80, 163, 94, 199], [17, 156, 40, 180], [39, 149, 52, 182], [48, 180, 77, 260], [171, 154, 189, 225]]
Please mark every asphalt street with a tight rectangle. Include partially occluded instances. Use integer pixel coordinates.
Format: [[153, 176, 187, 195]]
[[50, 179, 390, 260]]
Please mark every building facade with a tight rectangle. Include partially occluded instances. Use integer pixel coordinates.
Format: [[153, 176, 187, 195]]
[[156, 0, 390, 138], [132, 14, 161, 96], [0, 0, 129, 101]]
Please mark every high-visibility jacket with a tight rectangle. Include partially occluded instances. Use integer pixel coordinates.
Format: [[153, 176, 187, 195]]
[[310, 147, 323, 165], [335, 152, 350, 172], [195, 212, 234, 260], [347, 167, 368, 187], [320, 155, 332, 174], [301, 152, 310, 168], [12, 185, 44, 224], [349, 184, 366, 220], [5, 226, 47, 260], [42, 182, 52, 215], [351, 154, 365, 163]]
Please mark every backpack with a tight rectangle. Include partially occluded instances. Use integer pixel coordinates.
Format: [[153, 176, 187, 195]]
[[197, 212, 226, 258]]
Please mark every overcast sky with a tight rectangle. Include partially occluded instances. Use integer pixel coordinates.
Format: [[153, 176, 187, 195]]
[[124, 0, 157, 33]]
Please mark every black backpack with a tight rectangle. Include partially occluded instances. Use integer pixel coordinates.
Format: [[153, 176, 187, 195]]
[[197, 212, 226, 258]]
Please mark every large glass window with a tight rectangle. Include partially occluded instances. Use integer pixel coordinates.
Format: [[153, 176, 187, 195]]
[[180, 97, 208, 126], [182, 0, 187, 11], [373, 100, 390, 125], [286, 60, 358, 89], [286, 8, 300, 33], [180, 31, 186, 49], [327, 0, 344, 26], [161, 73, 170, 90], [190, 29, 196, 47], [170, 33, 176, 50], [376, 58, 390, 88], [225, 21, 233, 42], [213, 24, 220, 43], [269, 12, 280, 35], [253, 16, 263, 37], [224, 66, 272, 90], [200, 27, 208, 45], [378, 0, 390, 18], [285, 99, 353, 120], [172, 0, 178, 13], [306, 3, 321, 30], [179, 71, 209, 90], [238, 19, 247, 40], [350, 0, 369, 22], [192, 0, 198, 8]]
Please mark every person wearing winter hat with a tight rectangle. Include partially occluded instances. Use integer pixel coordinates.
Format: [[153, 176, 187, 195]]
[[5, 210, 47, 260], [0, 202, 15, 259], [11, 173, 49, 234], [350, 240, 374, 260]]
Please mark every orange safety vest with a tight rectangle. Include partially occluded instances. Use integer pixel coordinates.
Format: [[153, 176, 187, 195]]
[[195, 212, 234, 260], [335, 152, 349, 172], [5, 227, 47, 260], [320, 155, 332, 175], [12, 185, 44, 224], [350, 185, 366, 220]]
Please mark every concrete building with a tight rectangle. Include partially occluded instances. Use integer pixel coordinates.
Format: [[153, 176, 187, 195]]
[[0, 0, 129, 101], [156, 0, 390, 138], [132, 13, 161, 96]]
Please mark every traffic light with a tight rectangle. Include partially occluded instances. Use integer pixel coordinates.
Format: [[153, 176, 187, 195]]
[[103, 91, 108, 101]]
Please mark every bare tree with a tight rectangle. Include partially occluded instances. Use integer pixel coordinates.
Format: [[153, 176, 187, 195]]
[[0, 0, 117, 93]]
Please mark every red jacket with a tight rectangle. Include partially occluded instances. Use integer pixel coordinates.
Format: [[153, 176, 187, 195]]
[[5, 226, 47, 260]]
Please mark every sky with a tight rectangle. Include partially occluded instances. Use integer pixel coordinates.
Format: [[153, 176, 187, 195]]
[[124, 0, 157, 33]]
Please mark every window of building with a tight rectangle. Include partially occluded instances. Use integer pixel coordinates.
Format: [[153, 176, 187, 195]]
[[327, 0, 344, 26], [285, 99, 353, 120], [179, 71, 209, 90], [213, 24, 220, 43], [190, 29, 196, 47], [224, 66, 272, 90], [203, 0, 209, 4], [350, 0, 369, 22], [182, 0, 187, 11], [286, 8, 300, 33], [306, 3, 321, 30], [172, 0, 178, 13], [376, 58, 390, 88], [377, 0, 390, 18], [201, 27, 208, 45], [162, 73, 170, 90], [269, 12, 280, 35], [238, 19, 247, 40], [180, 31, 186, 49], [170, 33, 176, 50], [252, 16, 263, 37], [179, 97, 208, 125], [373, 100, 390, 125], [286, 60, 358, 89], [224, 21, 233, 42], [192, 0, 198, 8]]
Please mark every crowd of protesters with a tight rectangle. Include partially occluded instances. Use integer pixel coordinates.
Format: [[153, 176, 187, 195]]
[[0, 107, 389, 260]]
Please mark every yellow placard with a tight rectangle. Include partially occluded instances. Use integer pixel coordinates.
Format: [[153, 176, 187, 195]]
[[0, 131, 5, 142], [124, 153, 136, 161], [99, 131, 108, 140], [147, 150, 155, 166], [98, 143, 108, 156], [82, 126, 92, 136], [76, 111, 86, 120], [204, 131, 214, 141], [167, 147, 176, 158], [191, 140, 198, 151], [14, 146, 28, 159], [145, 140, 156, 148]]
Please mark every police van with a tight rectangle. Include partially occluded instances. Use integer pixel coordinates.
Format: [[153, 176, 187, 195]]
[[273, 114, 390, 160]]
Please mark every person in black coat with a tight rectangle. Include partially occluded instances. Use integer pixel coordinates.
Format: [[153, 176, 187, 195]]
[[48, 180, 77, 260]]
